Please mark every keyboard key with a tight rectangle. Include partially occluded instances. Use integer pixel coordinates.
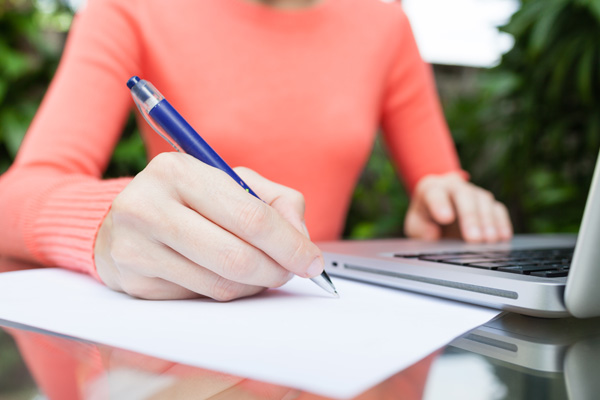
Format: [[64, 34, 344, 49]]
[[497, 265, 562, 275], [442, 258, 499, 266], [530, 270, 569, 278], [467, 262, 511, 269], [393, 253, 421, 258]]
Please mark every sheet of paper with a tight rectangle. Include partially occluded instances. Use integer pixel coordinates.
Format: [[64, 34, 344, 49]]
[[0, 268, 500, 398]]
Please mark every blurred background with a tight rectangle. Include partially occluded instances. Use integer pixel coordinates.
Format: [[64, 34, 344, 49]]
[[0, 0, 599, 398], [1, 0, 599, 237]]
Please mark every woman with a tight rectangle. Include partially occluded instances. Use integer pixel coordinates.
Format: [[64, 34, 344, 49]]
[[0, 0, 512, 300]]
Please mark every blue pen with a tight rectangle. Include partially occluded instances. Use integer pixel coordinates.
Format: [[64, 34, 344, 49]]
[[127, 76, 259, 198], [127, 76, 338, 297]]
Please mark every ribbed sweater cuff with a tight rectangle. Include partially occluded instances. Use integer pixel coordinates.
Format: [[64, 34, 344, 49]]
[[24, 177, 131, 281]]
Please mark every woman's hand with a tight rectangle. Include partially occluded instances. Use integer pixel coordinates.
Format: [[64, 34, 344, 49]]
[[404, 172, 513, 243], [94, 152, 324, 301]]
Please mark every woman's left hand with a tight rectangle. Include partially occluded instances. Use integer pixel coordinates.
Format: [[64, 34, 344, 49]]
[[404, 172, 513, 243]]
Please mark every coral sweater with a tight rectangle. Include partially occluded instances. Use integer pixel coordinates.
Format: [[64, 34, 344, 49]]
[[0, 0, 461, 279]]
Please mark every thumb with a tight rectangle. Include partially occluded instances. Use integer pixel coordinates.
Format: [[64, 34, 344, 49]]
[[234, 167, 308, 238]]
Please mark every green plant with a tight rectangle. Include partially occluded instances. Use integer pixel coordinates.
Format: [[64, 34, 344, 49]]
[[0, 0, 145, 177], [343, 136, 408, 239], [445, 0, 600, 234], [0, 0, 72, 173]]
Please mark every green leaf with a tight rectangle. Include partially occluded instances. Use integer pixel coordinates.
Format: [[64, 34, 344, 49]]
[[529, 0, 566, 58], [576, 46, 594, 103], [576, 0, 600, 22]]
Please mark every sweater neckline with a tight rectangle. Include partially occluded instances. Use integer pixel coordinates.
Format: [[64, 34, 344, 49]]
[[222, 0, 338, 27]]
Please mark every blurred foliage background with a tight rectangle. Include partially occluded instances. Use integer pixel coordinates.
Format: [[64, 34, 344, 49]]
[[1, 0, 599, 396], [0, 0, 70, 173], [0, 0, 145, 178]]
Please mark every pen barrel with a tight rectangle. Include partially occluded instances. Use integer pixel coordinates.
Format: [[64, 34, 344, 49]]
[[149, 100, 261, 199]]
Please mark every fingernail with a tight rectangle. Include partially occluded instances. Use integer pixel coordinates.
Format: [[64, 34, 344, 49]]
[[306, 257, 324, 277]]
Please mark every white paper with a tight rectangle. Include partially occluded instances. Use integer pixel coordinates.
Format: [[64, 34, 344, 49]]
[[0, 268, 500, 398]]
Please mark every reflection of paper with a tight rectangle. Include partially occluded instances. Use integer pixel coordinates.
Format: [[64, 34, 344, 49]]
[[0, 269, 499, 398]]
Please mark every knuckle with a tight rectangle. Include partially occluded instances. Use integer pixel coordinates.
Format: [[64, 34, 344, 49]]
[[264, 268, 294, 288], [106, 230, 132, 261], [286, 237, 310, 268], [150, 151, 179, 169], [120, 278, 153, 299], [217, 245, 253, 281], [111, 183, 165, 229], [288, 189, 306, 209], [147, 152, 186, 179], [111, 190, 137, 214], [235, 201, 271, 237], [233, 166, 252, 176], [495, 202, 510, 217], [478, 189, 494, 201], [415, 175, 435, 194], [111, 186, 154, 224], [459, 210, 478, 224], [104, 227, 150, 272], [210, 277, 242, 302], [448, 172, 466, 184], [449, 179, 470, 195], [423, 187, 442, 205], [272, 271, 294, 288]]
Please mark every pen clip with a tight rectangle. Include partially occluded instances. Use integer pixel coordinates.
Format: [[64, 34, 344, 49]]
[[133, 96, 182, 153]]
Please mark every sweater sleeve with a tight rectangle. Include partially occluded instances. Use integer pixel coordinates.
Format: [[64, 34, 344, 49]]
[[380, 6, 466, 195], [0, 0, 142, 279]]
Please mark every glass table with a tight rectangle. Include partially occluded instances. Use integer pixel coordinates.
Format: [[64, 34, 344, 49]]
[[2, 258, 599, 400]]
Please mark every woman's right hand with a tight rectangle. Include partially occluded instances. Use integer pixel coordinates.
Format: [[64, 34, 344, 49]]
[[94, 152, 324, 301]]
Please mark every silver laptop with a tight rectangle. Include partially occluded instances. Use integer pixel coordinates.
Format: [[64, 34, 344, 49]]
[[319, 150, 600, 318]]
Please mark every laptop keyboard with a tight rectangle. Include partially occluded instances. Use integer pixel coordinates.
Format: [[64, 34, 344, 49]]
[[394, 247, 574, 278]]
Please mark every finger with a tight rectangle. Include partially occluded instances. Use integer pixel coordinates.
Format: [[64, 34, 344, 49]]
[[116, 273, 199, 300], [474, 190, 499, 242], [174, 162, 323, 278], [234, 167, 308, 237], [404, 203, 442, 240], [452, 187, 483, 242], [493, 202, 513, 240], [422, 185, 456, 225], [153, 201, 294, 288], [119, 240, 267, 301]]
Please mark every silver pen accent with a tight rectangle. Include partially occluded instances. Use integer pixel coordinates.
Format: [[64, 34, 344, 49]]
[[311, 272, 339, 298]]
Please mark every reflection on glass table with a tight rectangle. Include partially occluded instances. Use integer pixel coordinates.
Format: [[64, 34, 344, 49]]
[[3, 313, 600, 400], [426, 313, 600, 400], [0, 321, 436, 400]]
